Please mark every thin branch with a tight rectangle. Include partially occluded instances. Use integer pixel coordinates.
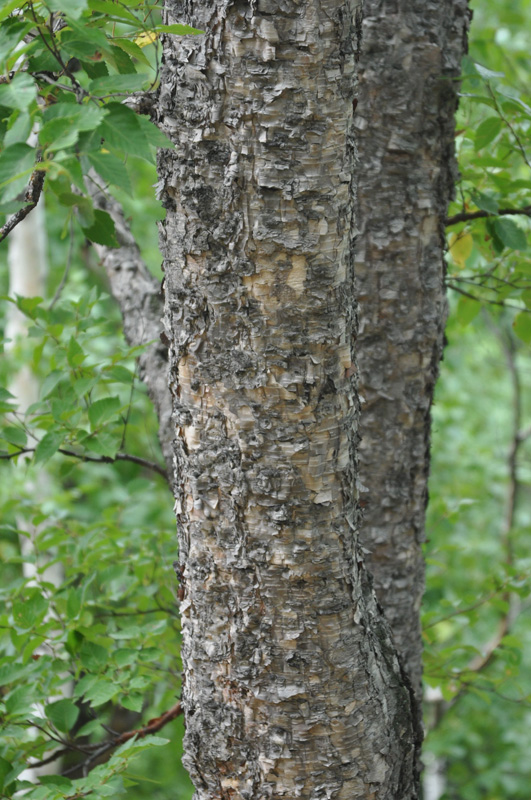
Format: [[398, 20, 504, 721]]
[[61, 702, 182, 777], [0, 446, 168, 481], [446, 281, 531, 312], [446, 205, 531, 227], [0, 167, 45, 244]]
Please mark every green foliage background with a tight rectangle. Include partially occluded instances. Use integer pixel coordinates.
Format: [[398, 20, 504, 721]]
[[0, 0, 531, 798]]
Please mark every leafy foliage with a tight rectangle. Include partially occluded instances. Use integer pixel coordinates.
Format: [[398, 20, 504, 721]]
[[0, 0, 201, 245]]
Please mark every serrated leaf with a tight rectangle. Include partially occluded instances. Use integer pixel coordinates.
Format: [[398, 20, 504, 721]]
[[45, 699, 79, 733], [120, 692, 143, 712], [34, 431, 65, 464], [88, 151, 132, 193], [493, 218, 527, 251], [5, 685, 36, 716], [136, 113, 174, 150], [82, 431, 120, 457], [82, 208, 119, 246], [12, 592, 48, 630], [84, 680, 118, 706], [89, 72, 150, 95], [0, 73, 36, 110], [80, 640, 108, 671], [474, 117, 502, 151]]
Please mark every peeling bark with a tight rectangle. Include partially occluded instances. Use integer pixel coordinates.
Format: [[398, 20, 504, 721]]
[[158, 0, 419, 797], [87, 179, 174, 481], [355, 0, 471, 699]]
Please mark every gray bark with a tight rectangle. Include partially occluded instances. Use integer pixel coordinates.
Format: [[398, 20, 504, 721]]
[[158, 0, 420, 797], [87, 179, 174, 482], [355, 0, 470, 699]]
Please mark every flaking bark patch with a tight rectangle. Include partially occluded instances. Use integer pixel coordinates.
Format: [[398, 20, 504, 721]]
[[159, 0, 420, 796]]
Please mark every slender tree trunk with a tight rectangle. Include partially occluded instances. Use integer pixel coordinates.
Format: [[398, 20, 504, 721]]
[[158, 0, 420, 797], [355, 0, 471, 699]]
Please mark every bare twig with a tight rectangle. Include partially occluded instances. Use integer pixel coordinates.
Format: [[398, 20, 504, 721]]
[[0, 446, 168, 481], [446, 205, 531, 227]]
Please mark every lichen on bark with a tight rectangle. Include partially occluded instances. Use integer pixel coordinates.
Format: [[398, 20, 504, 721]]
[[158, 0, 419, 797]]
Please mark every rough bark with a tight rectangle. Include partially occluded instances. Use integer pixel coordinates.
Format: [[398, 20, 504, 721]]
[[87, 178, 174, 481], [158, 0, 419, 797], [354, 0, 470, 698]]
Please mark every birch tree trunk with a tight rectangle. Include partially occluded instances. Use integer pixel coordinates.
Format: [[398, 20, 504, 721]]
[[157, 0, 421, 797], [355, 0, 470, 699]]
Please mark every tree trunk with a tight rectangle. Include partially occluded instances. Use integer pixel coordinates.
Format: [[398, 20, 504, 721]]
[[157, 0, 421, 797], [355, 0, 470, 699]]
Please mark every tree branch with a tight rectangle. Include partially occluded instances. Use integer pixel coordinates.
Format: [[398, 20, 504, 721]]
[[0, 167, 45, 244], [29, 702, 182, 772], [0, 446, 168, 480], [446, 205, 531, 227]]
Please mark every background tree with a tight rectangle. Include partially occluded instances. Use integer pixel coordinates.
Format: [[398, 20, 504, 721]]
[[0, 0, 530, 799]]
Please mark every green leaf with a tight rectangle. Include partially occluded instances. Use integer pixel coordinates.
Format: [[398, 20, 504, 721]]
[[84, 679, 118, 707], [80, 640, 108, 671], [4, 110, 32, 148], [88, 151, 132, 194], [99, 102, 151, 160], [0, 756, 13, 792], [45, 698, 80, 733], [513, 312, 531, 345], [34, 431, 66, 464], [121, 692, 143, 712], [456, 295, 481, 326], [82, 208, 119, 247], [88, 0, 140, 23], [12, 592, 48, 630], [0, 73, 36, 110], [470, 192, 499, 214], [41, 370, 65, 399], [89, 72, 150, 95], [493, 218, 527, 251], [0, 143, 35, 202], [88, 395, 121, 429], [67, 335, 86, 367], [114, 648, 138, 668], [67, 588, 82, 619], [473, 62, 505, 80], [46, 0, 88, 20], [474, 117, 503, 151], [111, 37, 152, 68], [82, 431, 120, 457], [136, 113, 174, 150], [2, 426, 27, 447], [5, 685, 36, 717]]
